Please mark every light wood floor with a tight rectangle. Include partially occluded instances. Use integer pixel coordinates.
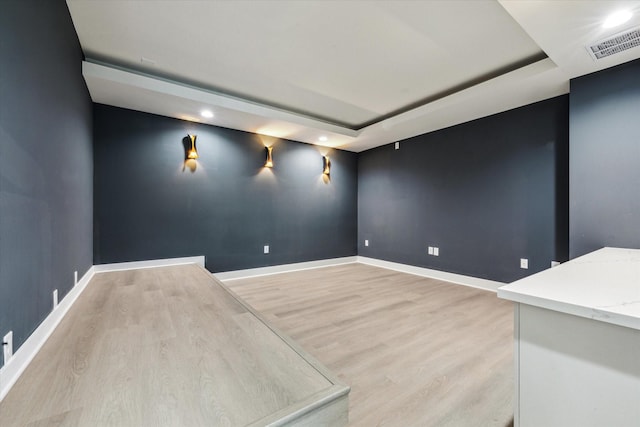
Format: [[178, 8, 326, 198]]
[[0, 265, 347, 426], [227, 263, 514, 427]]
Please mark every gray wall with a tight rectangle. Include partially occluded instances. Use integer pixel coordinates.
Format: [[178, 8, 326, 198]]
[[0, 0, 93, 358], [93, 105, 357, 272], [358, 96, 569, 283], [569, 59, 640, 258]]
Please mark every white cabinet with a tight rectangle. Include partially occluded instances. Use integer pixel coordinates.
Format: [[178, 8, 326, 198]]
[[499, 248, 640, 427]]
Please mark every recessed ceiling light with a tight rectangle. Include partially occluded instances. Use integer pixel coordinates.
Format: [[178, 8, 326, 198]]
[[201, 110, 214, 118], [603, 10, 632, 29], [318, 136, 328, 142]]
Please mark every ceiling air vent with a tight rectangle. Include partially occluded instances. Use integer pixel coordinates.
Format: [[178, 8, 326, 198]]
[[587, 27, 640, 60]]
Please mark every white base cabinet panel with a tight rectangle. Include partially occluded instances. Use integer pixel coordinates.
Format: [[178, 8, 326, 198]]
[[516, 304, 640, 427]]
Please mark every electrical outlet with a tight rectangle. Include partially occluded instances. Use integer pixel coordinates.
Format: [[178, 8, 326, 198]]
[[520, 258, 529, 269], [74, 270, 78, 286], [433, 247, 439, 256], [394, 142, 399, 150], [263, 245, 269, 254], [365, 239, 369, 247], [551, 261, 560, 268], [428, 246, 434, 255], [53, 289, 59, 309], [3, 331, 13, 365]]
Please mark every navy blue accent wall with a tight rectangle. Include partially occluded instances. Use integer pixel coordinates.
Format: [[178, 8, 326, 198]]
[[569, 59, 640, 258], [0, 0, 93, 357], [358, 96, 569, 283], [93, 105, 357, 272]]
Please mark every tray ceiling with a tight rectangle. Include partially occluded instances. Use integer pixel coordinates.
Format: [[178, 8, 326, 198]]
[[67, 0, 640, 151]]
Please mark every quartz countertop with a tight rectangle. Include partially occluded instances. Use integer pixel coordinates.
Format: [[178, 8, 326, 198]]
[[498, 247, 640, 330]]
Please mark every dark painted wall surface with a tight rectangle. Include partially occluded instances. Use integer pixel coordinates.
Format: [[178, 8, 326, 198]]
[[569, 59, 640, 258], [93, 105, 357, 272], [0, 0, 93, 357], [358, 96, 569, 283]]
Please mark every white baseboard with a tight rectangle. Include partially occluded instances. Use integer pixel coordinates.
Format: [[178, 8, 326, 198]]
[[216, 256, 504, 291], [215, 256, 358, 281], [93, 255, 205, 273], [0, 266, 95, 402], [357, 256, 505, 292]]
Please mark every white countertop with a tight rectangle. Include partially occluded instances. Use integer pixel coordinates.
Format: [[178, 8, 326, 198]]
[[498, 247, 640, 330]]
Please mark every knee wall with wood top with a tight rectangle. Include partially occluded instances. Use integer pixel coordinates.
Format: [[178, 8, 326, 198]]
[[0, 262, 349, 426]]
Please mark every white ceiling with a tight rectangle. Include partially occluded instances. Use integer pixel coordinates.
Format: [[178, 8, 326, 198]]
[[66, 0, 640, 152]]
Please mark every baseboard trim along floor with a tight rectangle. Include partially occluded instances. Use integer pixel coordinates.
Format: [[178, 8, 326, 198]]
[[93, 255, 205, 272], [214, 256, 358, 281], [357, 256, 505, 292], [0, 266, 95, 402]]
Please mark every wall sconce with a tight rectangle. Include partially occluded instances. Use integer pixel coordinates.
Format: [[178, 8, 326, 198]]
[[323, 155, 331, 175], [187, 134, 199, 160], [265, 146, 273, 168]]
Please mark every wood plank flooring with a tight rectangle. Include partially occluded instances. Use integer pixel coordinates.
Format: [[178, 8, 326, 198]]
[[0, 265, 347, 426], [227, 263, 514, 427]]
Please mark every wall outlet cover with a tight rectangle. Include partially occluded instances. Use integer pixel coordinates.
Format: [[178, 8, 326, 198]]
[[365, 240, 369, 247], [394, 142, 399, 150], [520, 258, 529, 269], [433, 247, 439, 256], [428, 246, 434, 255], [263, 245, 269, 254], [53, 289, 59, 309], [3, 331, 13, 364]]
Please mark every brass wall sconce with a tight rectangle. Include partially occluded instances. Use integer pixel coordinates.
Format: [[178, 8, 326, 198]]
[[265, 146, 273, 168], [323, 155, 331, 175], [186, 134, 199, 160]]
